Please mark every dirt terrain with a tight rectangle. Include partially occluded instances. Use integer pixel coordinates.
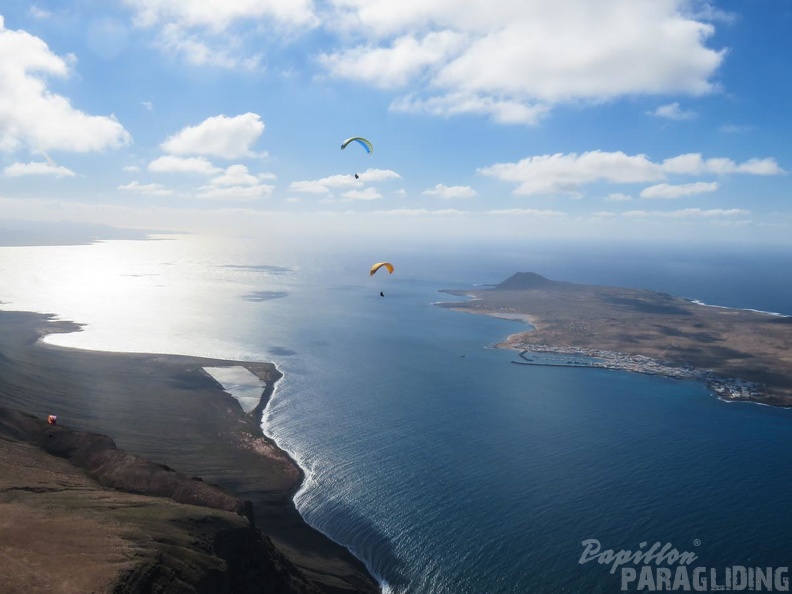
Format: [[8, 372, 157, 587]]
[[440, 272, 792, 406]]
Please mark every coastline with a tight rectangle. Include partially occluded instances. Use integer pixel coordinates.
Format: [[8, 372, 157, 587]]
[[445, 303, 787, 408], [436, 274, 792, 409], [0, 308, 379, 593]]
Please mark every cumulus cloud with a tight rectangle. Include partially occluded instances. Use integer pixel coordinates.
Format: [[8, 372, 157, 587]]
[[640, 182, 719, 199], [148, 155, 221, 174], [118, 181, 173, 195], [124, 0, 317, 31], [289, 174, 361, 194], [4, 161, 75, 177], [187, 163, 276, 199], [481, 150, 786, 196], [122, 1, 728, 124], [322, 0, 726, 123], [0, 17, 131, 153], [195, 184, 274, 200], [357, 168, 401, 182], [422, 183, 477, 199], [622, 208, 749, 218], [160, 113, 265, 158], [485, 209, 566, 217], [156, 24, 262, 69], [661, 153, 784, 175], [208, 164, 269, 186], [339, 187, 383, 201], [606, 193, 632, 201], [391, 92, 551, 125], [369, 208, 467, 216], [123, 0, 316, 69], [479, 151, 663, 196], [648, 102, 697, 121], [319, 31, 467, 89]]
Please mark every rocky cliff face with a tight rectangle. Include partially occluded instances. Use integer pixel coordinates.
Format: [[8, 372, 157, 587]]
[[0, 407, 326, 593]]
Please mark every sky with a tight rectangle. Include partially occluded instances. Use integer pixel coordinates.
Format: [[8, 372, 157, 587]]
[[1, 0, 791, 246]]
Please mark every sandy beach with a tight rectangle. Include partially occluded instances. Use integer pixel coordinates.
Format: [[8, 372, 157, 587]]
[[0, 309, 379, 593]]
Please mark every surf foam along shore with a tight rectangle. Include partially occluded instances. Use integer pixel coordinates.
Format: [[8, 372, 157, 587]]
[[0, 309, 379, 593]]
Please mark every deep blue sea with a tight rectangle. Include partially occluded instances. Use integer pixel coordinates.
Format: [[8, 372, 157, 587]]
[[1, 235, 791, 593]]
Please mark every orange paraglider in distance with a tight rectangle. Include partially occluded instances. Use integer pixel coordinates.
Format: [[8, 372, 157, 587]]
[[370, 262, 394, 276]]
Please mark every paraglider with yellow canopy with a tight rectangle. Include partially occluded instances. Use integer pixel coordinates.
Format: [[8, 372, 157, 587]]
[[370, 262, 394, 296], [369, 262, 393, 276]]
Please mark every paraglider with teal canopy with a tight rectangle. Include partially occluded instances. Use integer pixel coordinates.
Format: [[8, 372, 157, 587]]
[[341, 137, 373, 153], [341, 137, 373, 179]]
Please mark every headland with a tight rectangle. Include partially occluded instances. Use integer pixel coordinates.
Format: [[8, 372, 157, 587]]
[[438, 272, 792, 407], [0, 309, 379, 593]]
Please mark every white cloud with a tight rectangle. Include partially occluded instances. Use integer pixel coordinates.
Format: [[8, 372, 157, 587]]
[[123, 165, 141, 172], [160, 113, 265, 158], [124, 1, 728, 125], [606, 193, 632, 201], [319, 31, 467, 89], [661, 153, 785, 175], [622, 208, 749, 218], [209, 164, 267, 186], [391, 92, 550, 125], [482, 150, 786, 196], [719, 124, 754, 134], [640, 182, 719, 199], [148, 155, 221, 174], [0, 17, 131, 153], [156, 24, 262, 70], [28, 6, 53, 19], [124, 0, 315, 69], [649, 102, 697, 121], [142, 101, 153, 111], [340, 187, 383, 201], [737, 158, 786, 175], [118, 181, 173, 195], [357, 168, 402, 182], [289, 181, 331, 195], [125, 0, 317, 31], [422, 183, 477, 199], [485, 209, 566, 217], [369, 208, 467, 216], [289, 174, 360, 194], [4, 161, 75, 177], [195, 184, 274, 200], [479, 151, 662, 196], [323, 0, 726, 123]]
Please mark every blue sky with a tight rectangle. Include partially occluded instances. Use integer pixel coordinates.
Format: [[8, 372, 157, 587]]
[[0, 0, 790, 245]]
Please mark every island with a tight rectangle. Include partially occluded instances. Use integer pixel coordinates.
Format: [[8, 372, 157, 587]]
[[438, 272, 792, 407], [0, 309, 379, 593]]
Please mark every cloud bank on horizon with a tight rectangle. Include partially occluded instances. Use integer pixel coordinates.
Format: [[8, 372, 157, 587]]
[[0, 1, 789, 242]]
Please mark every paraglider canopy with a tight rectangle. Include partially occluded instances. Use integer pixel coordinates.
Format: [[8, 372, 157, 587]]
[[370, 262, 394, 276], [47, 415, 57, 425], [341, 137, 373, 154]]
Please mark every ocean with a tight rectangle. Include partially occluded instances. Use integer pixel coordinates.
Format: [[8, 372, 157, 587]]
[[1, 234, 791, 593]]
